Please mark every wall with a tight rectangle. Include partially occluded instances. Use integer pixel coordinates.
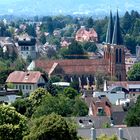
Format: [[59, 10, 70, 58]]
[[93, 91, 126, 104]]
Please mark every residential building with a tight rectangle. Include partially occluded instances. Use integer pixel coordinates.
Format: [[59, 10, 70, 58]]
[[88, 96, 112, 117], [17, 34, 37, 60], [0, 88, 20, 104], [75, 26, 98, 42], [6, 71, 46, 96], [60, 37, 74, 48], [125, 53, 137, 73], [0, 37, 17, 55]]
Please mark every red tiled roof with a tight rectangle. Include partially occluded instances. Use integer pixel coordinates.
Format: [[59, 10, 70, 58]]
[[35, 59, 109, 75], [6, 71, 42, 84]]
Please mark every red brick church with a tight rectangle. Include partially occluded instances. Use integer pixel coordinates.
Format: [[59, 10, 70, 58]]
[[28, 11, 126, 84]]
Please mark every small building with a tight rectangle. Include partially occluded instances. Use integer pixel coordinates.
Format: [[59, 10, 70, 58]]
[[0, 37, 17, 56], [125, 54, 137, 73], [60, 37, 74, 48], [6, 71, 46, 96], [0, 88, 20, 104], [17, 34, 37, 60], [53, 29, 61, 37], [52, 82, 70, 87]]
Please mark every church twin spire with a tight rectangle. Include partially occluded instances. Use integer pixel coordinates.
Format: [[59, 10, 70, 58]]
[[106, 10, 123, 45], [106, 11, 114, 44]]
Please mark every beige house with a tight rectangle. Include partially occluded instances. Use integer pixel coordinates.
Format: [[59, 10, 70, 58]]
[[6, 71, 46, 96]]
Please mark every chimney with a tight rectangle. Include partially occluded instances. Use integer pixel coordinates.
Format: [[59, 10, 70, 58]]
[[104, 80, 107, 91], [91, 128, 96, 140], [118, 128, 123, 140], [5, 84, 8, 92]]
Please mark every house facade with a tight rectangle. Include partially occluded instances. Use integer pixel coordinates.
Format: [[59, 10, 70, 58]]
[[75, 26, 98, 42], [6, 71, 46, 96]]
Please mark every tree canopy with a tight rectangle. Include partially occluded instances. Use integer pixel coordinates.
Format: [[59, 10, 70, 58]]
[[125, 96, 140, 126], [127, 62, 140, 81], [61, 41, 87, 59], [23, 113, 78, 140], [0, 106, 27, 140], [32, 93, 88, 118]]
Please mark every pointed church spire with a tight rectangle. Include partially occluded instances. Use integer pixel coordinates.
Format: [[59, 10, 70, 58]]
[[106, 10, 114, 44], [112, 10, 123, 45]]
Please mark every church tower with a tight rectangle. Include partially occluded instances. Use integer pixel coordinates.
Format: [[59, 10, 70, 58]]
[[104, 10, 126, 81]]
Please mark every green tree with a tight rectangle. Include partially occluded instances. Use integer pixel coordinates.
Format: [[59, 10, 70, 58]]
[[70, 81, 80, 92], [125, 96, 140, 126], [12, 98, 33, 117], [39, 34, 46, 44], [82, 41, 97, 52], [0, 106, 27, 140], [64, 41, 87, 59], [124, 34, 136, 54], [50, 75, 61, 83], [14, 58, 26, 71], [46, 80, 57, 96], [128, 62, 140, 81], [24, 113, 78, 140], [26, 24, 36, 37], [95, 72, 109, 90], [63, 87, 79, 99], [32, 94, 88, 118], [97, 134, 118, 140], [73, 97, 88, 116], [0, 68, 14, 85], [32, 94, 73, 118], [29, 87, 48, 106], [86, 17, 94, 28], [133, 18, 140, 36], [122, 11, 132, 33], [63, 25, 74, 37], [41, 17, 54, 34]]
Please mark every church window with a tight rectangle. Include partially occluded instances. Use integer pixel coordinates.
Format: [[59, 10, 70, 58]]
[[115, 49, 119, 63], [119, 49, 122, 63]]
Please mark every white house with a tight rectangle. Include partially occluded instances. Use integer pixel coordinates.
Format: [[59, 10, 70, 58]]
[[6, 71, 46, 96]]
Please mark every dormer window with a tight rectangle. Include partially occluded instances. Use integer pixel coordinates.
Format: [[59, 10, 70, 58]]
[[97, 107, 105, 116]]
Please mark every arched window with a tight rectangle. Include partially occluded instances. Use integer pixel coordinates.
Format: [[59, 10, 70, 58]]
[[119, 74, 122, 81], [119, 49, 122, 63], [115, 49, 119, 63], [116, 73, 122, 81]]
